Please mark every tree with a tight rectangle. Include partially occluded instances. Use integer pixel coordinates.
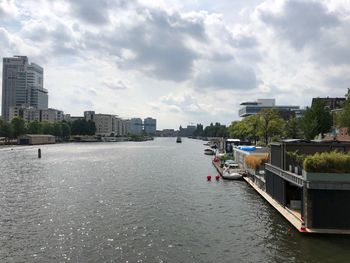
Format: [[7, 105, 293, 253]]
[[27, 121, 42, 134], [61, 122, 71, 139], [87, 120, 96, 135], [203, 122, 228, 137], [193, 123, 204, 137], [257, 109, 285, 145], [11, 117, 26, 138], [42, 121, 54, 135], [337, 89, 350, 131], [71, 119, 96, 135], [301, 98, 332, 140], [53, 122, 63, 137], [285, 117, 302, 139], [228, 121, 249, 140], [0, 118, 12, 139], [245, 115, 260, 144]]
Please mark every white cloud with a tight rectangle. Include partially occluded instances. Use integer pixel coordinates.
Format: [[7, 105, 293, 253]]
[[1, 0, 350, 129]]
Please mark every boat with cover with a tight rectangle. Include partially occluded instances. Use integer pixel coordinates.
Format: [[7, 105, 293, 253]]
[[176, 136, 182, 143], [222, 163, 243, 180]]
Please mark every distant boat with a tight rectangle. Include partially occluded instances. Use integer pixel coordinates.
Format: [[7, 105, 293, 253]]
[[176, 136, 182, 143]]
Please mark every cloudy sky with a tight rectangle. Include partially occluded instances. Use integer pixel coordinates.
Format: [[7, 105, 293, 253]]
[[1, 0, 350, 129]]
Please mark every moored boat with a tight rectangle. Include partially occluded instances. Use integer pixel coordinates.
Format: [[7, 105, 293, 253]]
[[176, 136, 182, 143], [204, 148, 215, 155], [222, 163, 243, 180]]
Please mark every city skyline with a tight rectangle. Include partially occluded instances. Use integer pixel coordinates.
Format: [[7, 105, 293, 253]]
[[0, 0, 350, 129]]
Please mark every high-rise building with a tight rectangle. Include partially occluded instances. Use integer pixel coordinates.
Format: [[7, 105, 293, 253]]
[[144, 117, 157, 135], [2, 56, 48, 121], [129, 118, 143, 135]]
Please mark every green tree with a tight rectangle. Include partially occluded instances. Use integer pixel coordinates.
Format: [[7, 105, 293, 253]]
[[71, 119, 96, 135], [228, 120, 249, 140], [337, 89, 350, 131], [301, 98, 332, 140], [285, 117, 302, 139], [0, 118, 13, 139], [87, 120, 96, 135], [245, 115, 260, 144], [203, 122, 228, 137], [27, 121, 42, 134], [42, 121, 54, 135], [257, 109, 285, 145], [61, 122, 71, 139], [53, 122, 63, 137], [193, 123, 204, 137], [11, 117, 26, 138]]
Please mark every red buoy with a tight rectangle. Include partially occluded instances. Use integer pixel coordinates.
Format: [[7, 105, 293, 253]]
[[207, 175, 212, 181], [215, 175, 220, 181]]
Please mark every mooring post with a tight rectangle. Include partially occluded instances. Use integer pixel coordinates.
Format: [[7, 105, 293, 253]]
[[38, 148, 41, 158]]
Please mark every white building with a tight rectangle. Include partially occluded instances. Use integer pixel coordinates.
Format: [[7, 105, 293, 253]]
[[9, 106, 64, 122], [94, 114, 114, 136], [144, 117, 156, 135], [83, 111, 130, 136], [41, 108, 64, 122]]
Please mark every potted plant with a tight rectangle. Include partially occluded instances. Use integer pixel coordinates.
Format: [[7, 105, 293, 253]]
[[287, 151, 298, 173], [303, 151, 350, 182]]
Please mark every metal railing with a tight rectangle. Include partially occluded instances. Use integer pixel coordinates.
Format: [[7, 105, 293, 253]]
[[265, 163, 304, 187]]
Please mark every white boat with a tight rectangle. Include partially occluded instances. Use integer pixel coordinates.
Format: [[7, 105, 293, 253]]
[[222, 164, 243, 180], [176, 136, 182, 143]]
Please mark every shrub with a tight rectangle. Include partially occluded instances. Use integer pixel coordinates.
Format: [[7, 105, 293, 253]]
[[287, 150, 306, 167], [220, 154, 232, 162], [303, 151, 350, 173], [245, 155, 269, 170]]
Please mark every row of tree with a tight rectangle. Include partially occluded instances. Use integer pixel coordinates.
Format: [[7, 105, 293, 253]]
[[193, 122, 228, 138], [227, 98, 334, 145], [0, 117, 96, 140], [191, 98, 337, 145]]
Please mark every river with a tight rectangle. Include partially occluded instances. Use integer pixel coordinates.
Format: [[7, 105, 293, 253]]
[[1, 138, 350, 262]]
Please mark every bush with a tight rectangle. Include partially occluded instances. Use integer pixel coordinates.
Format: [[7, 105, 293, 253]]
[[245, 155, 269, 170], [303, 151, 350, 173], [220, 154, 232, 162]]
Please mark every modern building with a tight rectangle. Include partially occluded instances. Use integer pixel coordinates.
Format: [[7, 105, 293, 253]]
[[83, 111, 130, 136], [95, 114, 114, 136], [238, 98, 300, 118], [2, 56, 48, 121], [180, 125, 196, 137], [9, 106, 64, 122], [129, 118, 143, 135], [144, 117, 157, 135]]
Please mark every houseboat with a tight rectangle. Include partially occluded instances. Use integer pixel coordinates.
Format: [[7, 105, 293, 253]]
[[235, 139, 350, 234]]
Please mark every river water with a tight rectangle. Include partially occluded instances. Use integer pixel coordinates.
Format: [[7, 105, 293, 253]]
[[1, 138, 350, 262]]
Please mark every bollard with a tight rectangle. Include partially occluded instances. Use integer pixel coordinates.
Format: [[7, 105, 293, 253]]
[[38, 148, 41, 158]]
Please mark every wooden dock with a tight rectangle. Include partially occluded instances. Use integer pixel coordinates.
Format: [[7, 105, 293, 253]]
[[212, 158, 350, 234], [212, 159, 223, 176]]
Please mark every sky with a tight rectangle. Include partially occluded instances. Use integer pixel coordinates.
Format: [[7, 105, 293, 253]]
[[1, 0, 350, 129]]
